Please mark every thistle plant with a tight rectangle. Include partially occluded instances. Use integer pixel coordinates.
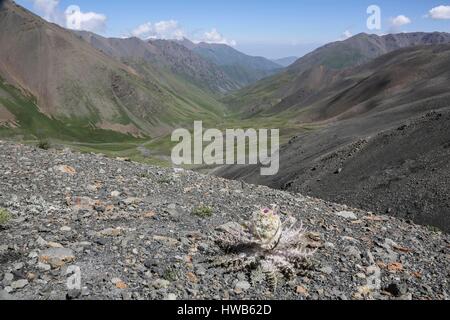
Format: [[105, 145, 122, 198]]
[[212, 205, 317, 290]]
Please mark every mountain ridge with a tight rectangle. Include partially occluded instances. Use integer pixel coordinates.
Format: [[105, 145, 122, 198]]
[[223, 31, 450, 116], [176, 38, 283, 87]]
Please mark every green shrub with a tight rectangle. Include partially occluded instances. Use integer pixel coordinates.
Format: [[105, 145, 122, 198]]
[[157, 177, 172, 184], [37, 140, 51, 150], [192, 206, 213, 218], [0, 208, 11, 225], [163, 267, 179, 281]]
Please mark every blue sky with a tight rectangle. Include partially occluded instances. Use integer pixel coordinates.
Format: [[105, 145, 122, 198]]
[[16, 0, 450, 59]]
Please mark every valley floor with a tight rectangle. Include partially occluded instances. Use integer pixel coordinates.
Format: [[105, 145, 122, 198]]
[[0, 141, 448, 300]]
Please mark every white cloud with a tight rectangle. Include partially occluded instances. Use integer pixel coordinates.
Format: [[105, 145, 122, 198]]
[[32, 0, 59, 21], [131, 20, 185, 40], [64, 5, 107, 32], [390, 15, 412, 27], [196, 28, 237, 46], [428, 5, 450, 20], [31, 0, 107, 33], [340, 30, 353, 40]]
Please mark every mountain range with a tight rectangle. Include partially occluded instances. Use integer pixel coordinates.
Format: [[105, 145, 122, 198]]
[[0, 0, 283, 140], [223, 32, 450, 116], [176, 38, 283, 87]]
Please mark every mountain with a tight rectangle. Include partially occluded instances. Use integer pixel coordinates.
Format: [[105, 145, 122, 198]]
[[216, 44, 450, 231], [176, 38, 283, 87], [0, 0, 229, 140], [224, 32, 450, 116], [272, 56, 298, 67], [75, 31, 240, 95]]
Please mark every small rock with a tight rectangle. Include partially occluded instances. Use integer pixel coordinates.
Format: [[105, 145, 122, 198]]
[[66, 289, 81, 300], [153, 279, 170, 289], [37, 262, 51, 271], [55, 165, 76, 175], [71, 196, 95, 211], [387, 262, 403, 272], [165, 293, 177, 300], [385, 283, 407, 297], [320, 266, 333, 275], [39, 248, 75, 268], [95, 238, 107, 246], [13, 262, 24, 270], [60, 226, 71, 232], [153, 235, 179, 247], [11, 279, 29, 290], [87, 184, 98, 192], [195, 265, 207, 276], [98, 227, 123, 237], [0, 289, 14, 300], [335, 211, 358, 220], [345, 246, 361, 258], [198, 243, 209, 253], [116, 281, 128, 289], [111, 191, 121, 198], [91, 203, 104, 212], [296, 285, 309, 296], [48, 242, 64, 248], [186, 272, 198, 283], [3, 273, 14, 284], [235, 281, 251, 292], [144, 259, 154, 269], [36, 236, 48, 247], [324, 242, 335, 249], [122, 197, 141, 205], [27, 272, 36, 281]]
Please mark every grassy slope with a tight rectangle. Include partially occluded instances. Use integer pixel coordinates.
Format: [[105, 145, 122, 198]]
[[0, 79, 138, 143]]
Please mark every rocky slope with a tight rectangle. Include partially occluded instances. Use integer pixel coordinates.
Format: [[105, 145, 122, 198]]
[[0, 141, 448, 300]]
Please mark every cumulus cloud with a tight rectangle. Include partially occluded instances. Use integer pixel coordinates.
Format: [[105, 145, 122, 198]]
[[340, 30, 353, 40], [390, 15, 412, 27], [31, 0, 107, 33], [64, 5, 107, 32], [32, 0, 59, 21], [428, 5, 450, 19], [131, 20, 185, 40], [196, 28, 237, 46], [130, 22, 236, 46]]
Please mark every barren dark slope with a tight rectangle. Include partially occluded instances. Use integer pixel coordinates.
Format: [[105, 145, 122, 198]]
[[217, 108, 450, 232], [216, 45, 450, 232]]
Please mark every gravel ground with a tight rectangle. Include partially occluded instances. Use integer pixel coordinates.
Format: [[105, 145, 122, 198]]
[[0, 141, 449, 300]]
